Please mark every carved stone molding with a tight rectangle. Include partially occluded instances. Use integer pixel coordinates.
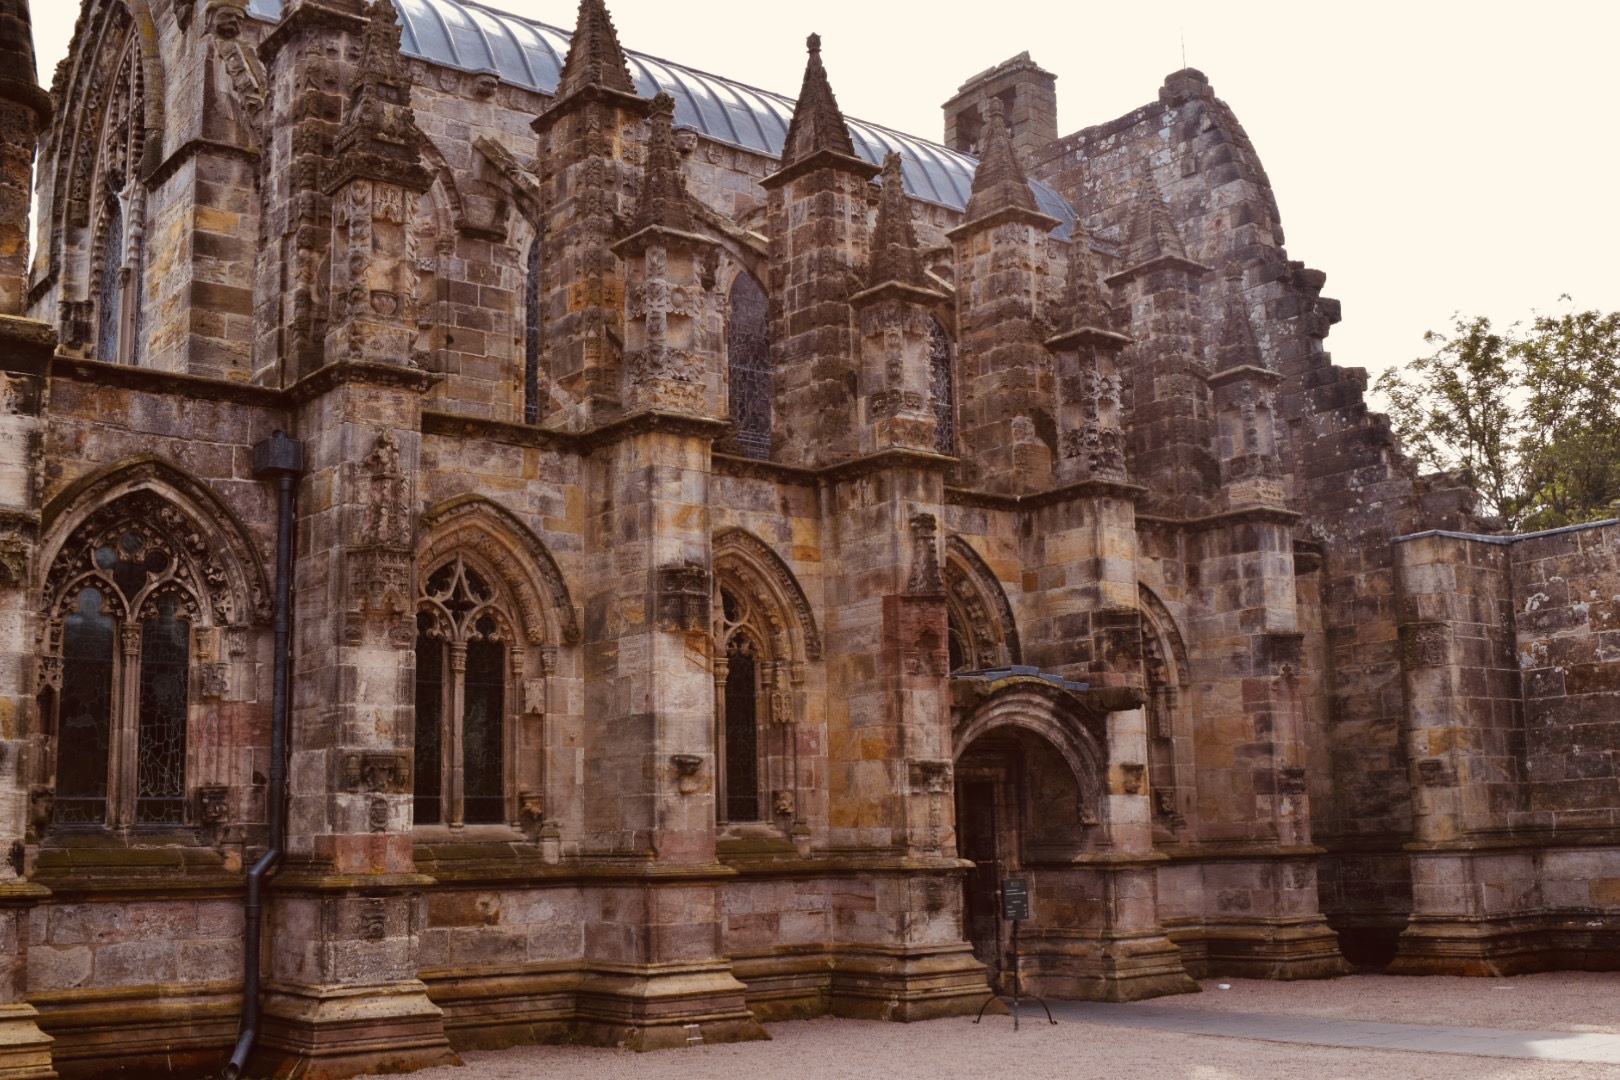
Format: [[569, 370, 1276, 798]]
[[341, 752, 412, 794], [906, 513, 944, 595]]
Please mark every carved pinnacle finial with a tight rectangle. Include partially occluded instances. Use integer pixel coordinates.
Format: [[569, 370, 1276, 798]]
[[780, 31, 857, 168], [629, 92, 694, 234], [332, 0, 424, 164], [1217, 262, 1263, 371], [555, 0, 636, 101], [1060, 225, 1110, 333], [1124, 172, 1190, 268], [0, 0, 50, 316], [867, 152, 927, 290], [963, 92, 1037, 222]]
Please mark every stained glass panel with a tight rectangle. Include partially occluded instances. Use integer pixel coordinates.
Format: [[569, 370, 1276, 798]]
[[136, 597, 189, 825], [413, 626, 444, 825], [724, 644, 759, 821], [930, 319, 955, 455], [56, 588, 115, 826], [727, 275, 771, 459], [463, 632, 505, 825]]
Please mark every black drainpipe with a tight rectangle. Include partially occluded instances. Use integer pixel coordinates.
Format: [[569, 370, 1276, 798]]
[[227, 431, 304, 1080]]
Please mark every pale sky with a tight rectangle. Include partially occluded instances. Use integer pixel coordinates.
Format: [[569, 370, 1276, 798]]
[[23, 0, 1620, 388]]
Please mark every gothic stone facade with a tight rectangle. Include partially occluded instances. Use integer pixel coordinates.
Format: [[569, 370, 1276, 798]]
[[0, 0, 1613, 1077]]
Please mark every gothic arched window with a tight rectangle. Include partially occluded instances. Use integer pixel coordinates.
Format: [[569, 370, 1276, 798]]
[[415, 554, 516, 827], [42, 508, 208, 828], [929, 319, 955, 456], [727, 273, 771, 459]]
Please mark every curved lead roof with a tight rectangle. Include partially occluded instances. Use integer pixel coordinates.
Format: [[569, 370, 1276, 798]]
[[245, 0, 1074, 237]]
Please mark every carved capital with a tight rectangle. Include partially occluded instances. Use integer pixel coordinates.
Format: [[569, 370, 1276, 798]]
[[657, 563, 710, 633], [1400, 622, 1452, 670]]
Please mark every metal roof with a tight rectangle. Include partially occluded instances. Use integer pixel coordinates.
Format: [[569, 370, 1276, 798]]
[[245, 0, 1074, 235]]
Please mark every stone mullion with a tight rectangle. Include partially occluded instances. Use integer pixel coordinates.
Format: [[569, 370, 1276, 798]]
[[111, 621, 142, 831], [446, 641, 467, 829], [712, 653, 729, 819]]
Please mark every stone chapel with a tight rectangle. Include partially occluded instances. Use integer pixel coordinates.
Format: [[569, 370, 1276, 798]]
[[0, 0, 1615, 1076]]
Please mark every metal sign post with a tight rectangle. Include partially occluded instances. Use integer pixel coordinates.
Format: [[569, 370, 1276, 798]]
[[974, 878, 1056, 1030]]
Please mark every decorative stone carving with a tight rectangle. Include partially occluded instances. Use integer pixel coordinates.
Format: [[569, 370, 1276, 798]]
[[1400, 622, 1452, 670], [198, 784, 230, 825], [671, 754, 703, 795], [906, 513, 944, 595], [658, 563, 710, 633], [344, 547, 414, 648], [201, 663, 229, 700], [908, 759, 952, 794], [342, 752, 412, 794], [360, 898, 387, 940], [1119, 762, 1146, 795]]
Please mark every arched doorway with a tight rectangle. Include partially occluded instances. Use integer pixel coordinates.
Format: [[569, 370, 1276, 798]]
[[952, 681, 1105, 980]]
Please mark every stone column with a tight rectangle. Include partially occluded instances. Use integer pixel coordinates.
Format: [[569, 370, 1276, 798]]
[[0, 2, 57, 1073]]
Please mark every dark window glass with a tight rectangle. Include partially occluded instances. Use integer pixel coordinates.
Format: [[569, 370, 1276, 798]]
[[524, 240, 541, 424], [463, 621, 505, 825], [414, 623, 444, 826], [56, 588, 115, 825], [724, 643, 759, 821], [727, 275, 771, 459], [929, 319, 955, 455], [135, 596, 188, 825], [97, 200, 124, 364]]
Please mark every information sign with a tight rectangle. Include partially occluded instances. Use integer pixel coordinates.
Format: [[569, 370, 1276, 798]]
[[1002, 877, 1030, 921]]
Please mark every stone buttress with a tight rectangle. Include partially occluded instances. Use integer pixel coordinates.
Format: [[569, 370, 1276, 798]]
[[257, 3, 454, 1075], [0, 2, 56, 1074]]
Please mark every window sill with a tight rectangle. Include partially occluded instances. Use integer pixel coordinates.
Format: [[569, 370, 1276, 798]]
[[30, 831, 238, 898]]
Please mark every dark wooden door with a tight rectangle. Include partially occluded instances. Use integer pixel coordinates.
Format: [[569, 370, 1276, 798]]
[[956, 779, 1002, 973]]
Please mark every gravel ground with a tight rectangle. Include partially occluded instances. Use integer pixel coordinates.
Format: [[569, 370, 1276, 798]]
[[374, 974, 1620, 1080]]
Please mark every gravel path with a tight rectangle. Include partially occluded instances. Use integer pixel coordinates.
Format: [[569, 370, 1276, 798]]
[[377, 975, 1620, 1080]]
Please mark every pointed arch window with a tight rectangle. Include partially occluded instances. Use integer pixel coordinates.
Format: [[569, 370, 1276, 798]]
[[727, 273, 771, 459], [929, 319, 955, 455], [42, 516, 204, 829], [415, 555, 516, 827]]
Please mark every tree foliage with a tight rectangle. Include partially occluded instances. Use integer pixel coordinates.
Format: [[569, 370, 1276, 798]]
[[1374, 303, 1620, 531]]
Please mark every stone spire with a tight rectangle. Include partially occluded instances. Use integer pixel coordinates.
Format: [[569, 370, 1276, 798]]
[[554, 0, 636, 101], [1124, 173, 1189, 267], [1216, 263, 1264, 372], [963, 98, 1038, 222], [780, 33, 857, 168], [331, 0, 426, 170], [628, 93, 694, 235], [1059, 226, 1111, 335], [867, 152, 926, 289]]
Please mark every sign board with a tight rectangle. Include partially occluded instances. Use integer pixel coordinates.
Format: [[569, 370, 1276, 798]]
[[1002, 878, 1030, 921]]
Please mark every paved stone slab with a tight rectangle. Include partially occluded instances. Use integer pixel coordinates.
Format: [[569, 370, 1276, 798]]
[[1048, 1000, 1620, 1065]]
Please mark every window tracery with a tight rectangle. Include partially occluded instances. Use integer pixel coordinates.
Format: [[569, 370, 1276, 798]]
[[38, 492, 233, 830], [88, 41, 147, 365], [944, 537, 1019, 673]]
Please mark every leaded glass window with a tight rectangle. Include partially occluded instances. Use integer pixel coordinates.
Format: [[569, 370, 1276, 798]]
[[97, 199, 124, 364], [42, 507, 204, 832], [727, 274, 771, 459], [724, 633, 760, 822], [416, 555, 514, 828], [524, 239, 541, 425], [55, 588, 115, 826], [930, 319, 955, 455]]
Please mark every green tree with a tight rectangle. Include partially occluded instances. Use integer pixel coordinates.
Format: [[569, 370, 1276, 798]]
[[1373, 303, 1620, 531]]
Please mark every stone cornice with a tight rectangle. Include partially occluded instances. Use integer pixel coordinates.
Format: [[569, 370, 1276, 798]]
[[146, 139, 261, 189], [257, 1, 368, 67], [49, 355, 285, 409], [945, 204, 1061, 243], [944, 478, 1146, 511], [286, 359, 442, 404], [1136, 504, 1301, 531], [529, 82, 651, 134], [1105, 253, 1212, 288]]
